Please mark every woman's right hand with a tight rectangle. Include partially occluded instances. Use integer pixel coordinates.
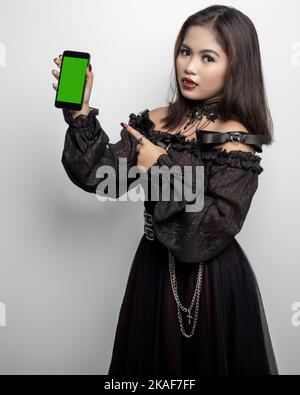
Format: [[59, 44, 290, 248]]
[[52, 54, 94, 107]]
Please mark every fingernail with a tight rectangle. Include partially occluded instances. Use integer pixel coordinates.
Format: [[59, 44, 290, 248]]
[[88, 64, 92, 71], [120, 122, 128, 129]]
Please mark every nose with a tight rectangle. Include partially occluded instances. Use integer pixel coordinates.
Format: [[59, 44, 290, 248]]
[[184, 59, 199, 75]]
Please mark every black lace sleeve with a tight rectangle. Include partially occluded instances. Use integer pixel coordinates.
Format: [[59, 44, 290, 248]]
[[61, 107, 140, 197], [152, 148, 263, 264]]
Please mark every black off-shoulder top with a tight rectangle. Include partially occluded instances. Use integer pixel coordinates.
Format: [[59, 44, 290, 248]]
[[61, 106, 266, 263]]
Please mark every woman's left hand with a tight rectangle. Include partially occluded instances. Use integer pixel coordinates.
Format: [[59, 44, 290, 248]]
[[121, 122, 168, 171]]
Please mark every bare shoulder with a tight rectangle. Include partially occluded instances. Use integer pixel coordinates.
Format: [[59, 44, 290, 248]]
[[148, 109, 256, 154], [213, 119, 255, 154], [217, 119, 249, 133], [148, 106, 169, 130]]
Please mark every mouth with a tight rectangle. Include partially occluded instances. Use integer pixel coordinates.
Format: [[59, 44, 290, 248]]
[[181, 77, 198, 90], [182, 77, 198, 85]]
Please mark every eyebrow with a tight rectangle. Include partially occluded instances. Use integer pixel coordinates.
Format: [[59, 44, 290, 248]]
[[181, 43, 220, 57]]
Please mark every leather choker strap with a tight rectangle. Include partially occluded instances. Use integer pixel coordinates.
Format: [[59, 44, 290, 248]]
[[196, 130, 269, 154]]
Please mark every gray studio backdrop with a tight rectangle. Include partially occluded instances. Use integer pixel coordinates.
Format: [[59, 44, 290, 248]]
[[0, 0, 299, 375]]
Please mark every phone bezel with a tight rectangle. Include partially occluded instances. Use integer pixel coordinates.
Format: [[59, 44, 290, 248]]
[[55, 50, 90, 110]]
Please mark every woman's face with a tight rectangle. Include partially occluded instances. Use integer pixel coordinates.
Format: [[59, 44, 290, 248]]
[[176, 25, 229, 101]]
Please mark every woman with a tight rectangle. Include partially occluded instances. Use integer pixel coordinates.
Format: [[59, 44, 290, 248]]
[[53, 5, 279, 375]]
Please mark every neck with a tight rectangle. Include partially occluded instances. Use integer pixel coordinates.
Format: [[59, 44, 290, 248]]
[[186, 95, 222, 109], [197, 95, 222, 105]]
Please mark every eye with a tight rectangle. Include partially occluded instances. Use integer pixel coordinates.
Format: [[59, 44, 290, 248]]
[[203, 55, 215, 63], [179, 49, 190, 56], [179, 49, 215, 63]]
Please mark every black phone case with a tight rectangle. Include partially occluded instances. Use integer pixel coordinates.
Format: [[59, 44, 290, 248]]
[[55, 50, 90, 111]]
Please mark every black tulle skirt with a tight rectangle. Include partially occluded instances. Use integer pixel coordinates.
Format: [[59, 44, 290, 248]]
[[108, 233, 279, 375]]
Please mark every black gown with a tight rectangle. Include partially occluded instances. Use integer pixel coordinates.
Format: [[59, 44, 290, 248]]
[[61, 106, 279, 376]]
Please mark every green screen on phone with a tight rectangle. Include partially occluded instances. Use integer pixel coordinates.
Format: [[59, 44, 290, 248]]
[[57, 56, 88, 104]]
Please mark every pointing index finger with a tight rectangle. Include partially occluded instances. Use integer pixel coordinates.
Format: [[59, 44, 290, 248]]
[[120, 123, 145, 141]]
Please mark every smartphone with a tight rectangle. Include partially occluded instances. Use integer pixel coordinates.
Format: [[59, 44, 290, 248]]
[[55, 50, 90, 110]]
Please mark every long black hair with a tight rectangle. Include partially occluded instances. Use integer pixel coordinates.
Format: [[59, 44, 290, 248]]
[[161, 4, 274, 145]]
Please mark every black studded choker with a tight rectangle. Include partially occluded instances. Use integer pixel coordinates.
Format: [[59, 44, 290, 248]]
[[176, 97, 222, 138]]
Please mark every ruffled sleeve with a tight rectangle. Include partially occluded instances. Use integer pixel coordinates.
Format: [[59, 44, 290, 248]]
[[151, 148, 263, 264], [61, 107, 140, 197]]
